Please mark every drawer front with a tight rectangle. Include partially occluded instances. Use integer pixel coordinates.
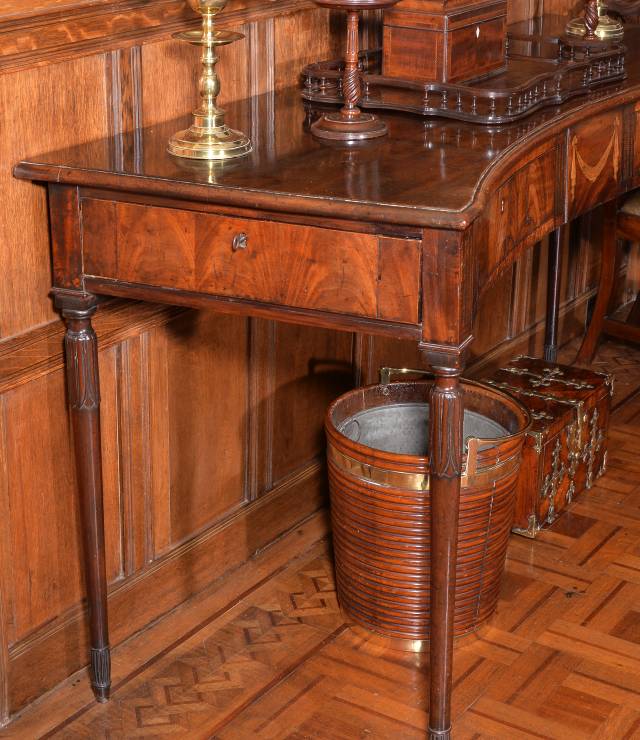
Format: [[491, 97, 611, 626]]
[[82, 200, 421, 324], [480, 145, 557, 283], [568, 110, 622, 219]]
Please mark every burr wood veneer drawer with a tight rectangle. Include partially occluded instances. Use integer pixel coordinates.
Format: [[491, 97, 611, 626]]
[[81, 200, 421, 324]]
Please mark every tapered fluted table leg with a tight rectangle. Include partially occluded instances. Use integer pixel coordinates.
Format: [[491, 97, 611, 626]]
[[427, 365, 464, 740], [56, 291, 111, 703], [544, 228, 563, 363]]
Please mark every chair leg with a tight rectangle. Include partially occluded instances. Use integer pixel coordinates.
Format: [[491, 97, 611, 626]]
[[627, 293, 640, 326], [576, 201, 619, 364]]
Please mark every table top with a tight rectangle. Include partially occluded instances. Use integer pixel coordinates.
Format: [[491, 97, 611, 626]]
[[14, 23, 640, 229]]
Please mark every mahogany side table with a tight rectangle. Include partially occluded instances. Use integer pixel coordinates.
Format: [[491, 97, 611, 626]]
[[15, 46, 640, 733]]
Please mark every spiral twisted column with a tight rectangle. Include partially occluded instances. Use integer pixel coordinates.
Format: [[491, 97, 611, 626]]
[[584, 0, 600, 39], [340, 11, 361, 119]]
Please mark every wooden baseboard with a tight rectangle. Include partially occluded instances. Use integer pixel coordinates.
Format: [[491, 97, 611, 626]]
[[6, 462, 327, 714]]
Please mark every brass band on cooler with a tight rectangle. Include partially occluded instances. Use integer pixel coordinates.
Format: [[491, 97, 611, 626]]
[[328, 445, 522, 492]]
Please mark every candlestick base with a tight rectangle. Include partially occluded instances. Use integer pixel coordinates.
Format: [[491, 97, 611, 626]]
[[311, 111, 388, 141], [168, 123, 252, 160], [565, 15, 623, 40], [566, 1, 624, 40]]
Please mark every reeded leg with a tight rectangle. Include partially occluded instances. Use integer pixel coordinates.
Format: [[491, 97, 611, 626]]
[[426, 363, 464, 740], [55, 291, 111, 703], [544, 228, 562, 363], [576, 201, 618, 364]]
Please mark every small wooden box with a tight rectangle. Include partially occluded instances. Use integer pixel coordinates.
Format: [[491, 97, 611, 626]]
[[382, 0, 508, 83], [483, 357, 613, 538]]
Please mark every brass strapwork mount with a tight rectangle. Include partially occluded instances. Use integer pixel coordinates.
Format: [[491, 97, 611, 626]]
[[566, 0, 624, 41], [168, 0, 251, 160]]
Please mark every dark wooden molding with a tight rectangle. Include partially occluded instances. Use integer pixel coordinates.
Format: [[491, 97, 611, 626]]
[[63, 320, 102, 412], [0, 0, 317, 73], [0, 301, 184, 396], [428, 371, 464, 479]]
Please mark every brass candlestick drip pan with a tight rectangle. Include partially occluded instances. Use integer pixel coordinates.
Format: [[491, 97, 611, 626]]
[[168, 0, 251, 160]]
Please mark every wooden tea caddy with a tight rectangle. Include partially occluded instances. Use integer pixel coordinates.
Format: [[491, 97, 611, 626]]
[[382, 0, 508, 83]]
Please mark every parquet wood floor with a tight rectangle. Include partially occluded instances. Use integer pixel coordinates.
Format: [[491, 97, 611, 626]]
[[3, 339, 640, 739]]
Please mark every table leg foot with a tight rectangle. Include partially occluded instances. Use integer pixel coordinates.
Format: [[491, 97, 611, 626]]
[[429, 729, 451, 740], [91, 647, 111, 702]]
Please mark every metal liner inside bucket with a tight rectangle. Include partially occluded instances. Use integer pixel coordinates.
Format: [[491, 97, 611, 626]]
[[325, 377, 530, 649]]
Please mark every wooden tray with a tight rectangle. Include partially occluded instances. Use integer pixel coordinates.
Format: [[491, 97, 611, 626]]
[[301, 18, 626, 125]]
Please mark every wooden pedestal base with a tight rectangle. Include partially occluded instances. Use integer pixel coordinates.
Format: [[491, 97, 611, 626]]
[[311, 110, 387, 141], [310, 3, 399, 143]]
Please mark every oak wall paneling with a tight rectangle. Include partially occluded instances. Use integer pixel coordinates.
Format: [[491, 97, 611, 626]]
[[0, 0, 347, 723], [0, 399, 14, 724], [159, 313, 250, 548], [271, 323, 354, 486], [0, 0, 622, 725], [0, 56, 110, 337]]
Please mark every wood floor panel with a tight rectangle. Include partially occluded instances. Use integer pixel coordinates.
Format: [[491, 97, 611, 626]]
[[3, 340, 640, 738]]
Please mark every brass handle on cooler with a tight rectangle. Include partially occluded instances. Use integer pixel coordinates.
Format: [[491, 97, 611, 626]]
[[379, 366, 432, 385]]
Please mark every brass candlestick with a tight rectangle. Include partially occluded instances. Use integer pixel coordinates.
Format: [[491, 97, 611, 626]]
[[168, 0, 251, 160], [566, 0, 624, 41]]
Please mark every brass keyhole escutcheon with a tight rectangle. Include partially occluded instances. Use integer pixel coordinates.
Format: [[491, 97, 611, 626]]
[[232, 233, 248, 251]]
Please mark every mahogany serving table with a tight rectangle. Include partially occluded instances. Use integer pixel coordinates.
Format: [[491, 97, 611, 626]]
[[14, 23, 640, 737]]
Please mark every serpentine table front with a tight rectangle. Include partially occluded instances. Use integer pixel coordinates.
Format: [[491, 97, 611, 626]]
[[14, 23, 640, 738]]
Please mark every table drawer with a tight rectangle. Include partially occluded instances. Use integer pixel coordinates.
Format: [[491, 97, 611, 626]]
[[568, 110, 622, 219], [82, 200, 421, 324], [480, 145, 556, 282]]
